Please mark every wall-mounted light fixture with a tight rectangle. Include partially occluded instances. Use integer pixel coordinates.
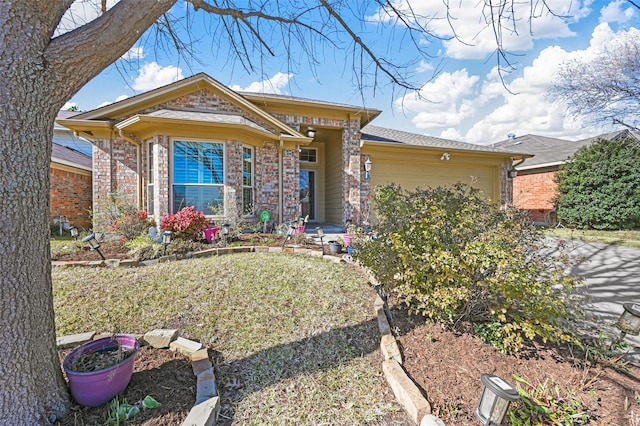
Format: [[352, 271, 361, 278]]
[[364, 157, 372, 179], [440, 153, 450, 161], [82, 233, 105, 260], [475, 374, 519, 425], [307, 127, 316, 138], [508, 168, 518, 179]]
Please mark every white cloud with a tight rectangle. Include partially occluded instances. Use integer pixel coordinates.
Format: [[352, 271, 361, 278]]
[[121, 46, 144, 61], [415, 60, 434, 73], [393, 70, 480, 129], [397, 21, 636, 144], [132, 62, 183, 91], [97, 94, 129, 108], [229, 72, 293, 94], [371, 1, 586, 59], [599, 0, 636, 23]]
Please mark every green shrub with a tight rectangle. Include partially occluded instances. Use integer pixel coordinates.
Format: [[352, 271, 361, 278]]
[[356, 183, 580, 353], [556, 137, 640, 230]]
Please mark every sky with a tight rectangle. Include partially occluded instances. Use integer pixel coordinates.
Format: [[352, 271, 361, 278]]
[[61, 0, 639, 145]]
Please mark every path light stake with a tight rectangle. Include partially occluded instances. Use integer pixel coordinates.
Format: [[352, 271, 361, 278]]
[[617, 303, 640, 342], [221, 223, 231, 247], [316, 227, 325, 254], [161, 230, 173, 256], [82, 233, 105, 260], [70, 226, 79, 241], [475, 374, 519, 425]]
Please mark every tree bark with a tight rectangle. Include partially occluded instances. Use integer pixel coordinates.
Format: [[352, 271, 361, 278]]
[[0, 1, 173, 422]]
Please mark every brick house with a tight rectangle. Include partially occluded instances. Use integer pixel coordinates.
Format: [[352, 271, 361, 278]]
[[494, 131, 632, 224], [57, 73, 525, 230], [51, 112, 93, 231]]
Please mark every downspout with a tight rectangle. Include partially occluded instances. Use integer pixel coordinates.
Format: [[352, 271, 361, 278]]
[[118, 129, 143, 211], [279, 139, 284, 225]]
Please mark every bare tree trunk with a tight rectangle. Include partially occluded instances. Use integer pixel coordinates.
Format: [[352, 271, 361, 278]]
[[0, 1, 174, 421]]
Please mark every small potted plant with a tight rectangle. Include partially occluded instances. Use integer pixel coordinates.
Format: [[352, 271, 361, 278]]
[[63, 334, 140, 407]]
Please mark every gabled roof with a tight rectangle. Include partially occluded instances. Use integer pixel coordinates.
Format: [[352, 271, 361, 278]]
[[59, 73, 309, 142], [493, 130, 635, 170], [52, 142, 92, 171], [361, 125, 530, 159]]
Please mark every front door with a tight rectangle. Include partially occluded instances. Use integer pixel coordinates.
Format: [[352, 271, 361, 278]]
[[300, 169, 315, 220]]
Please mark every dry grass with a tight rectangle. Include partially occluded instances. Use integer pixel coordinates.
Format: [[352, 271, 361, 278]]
[[544, 228, 640, 248], [53, 253, 402, 424]]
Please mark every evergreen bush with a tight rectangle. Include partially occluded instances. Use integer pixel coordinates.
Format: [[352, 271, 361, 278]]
[[556, 137, 640, 230]]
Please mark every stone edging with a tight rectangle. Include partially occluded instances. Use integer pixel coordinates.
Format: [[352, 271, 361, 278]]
[[57, 330, 220, 426], [52, 245, 347, 268], [369, 272, 447, 426]]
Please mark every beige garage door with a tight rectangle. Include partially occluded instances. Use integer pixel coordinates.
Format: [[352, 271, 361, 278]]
[[370, 161, 498, 201]]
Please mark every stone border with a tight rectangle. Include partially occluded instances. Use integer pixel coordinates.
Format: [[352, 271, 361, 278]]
[[57, 330, 220, 426], [370, 274, 447, 426], [52, 245, 347, 268]]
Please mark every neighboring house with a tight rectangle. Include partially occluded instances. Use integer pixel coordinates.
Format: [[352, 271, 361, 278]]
[[494, 131, 634, 224], [57, 73, 526, 230], [50, 139, 93, 231]]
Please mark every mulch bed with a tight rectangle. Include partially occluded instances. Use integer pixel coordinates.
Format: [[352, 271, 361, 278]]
[[391, 306, 640, 425]]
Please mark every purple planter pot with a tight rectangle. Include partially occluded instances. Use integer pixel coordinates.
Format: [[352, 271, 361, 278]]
[[63, 335, 140, 407]]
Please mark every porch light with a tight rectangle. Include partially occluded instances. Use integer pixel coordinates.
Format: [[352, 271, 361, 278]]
[[221, 223, 231, 247], [617, 303, 640, 341], [364, 158, 372, 179], [82, 233, 105, 260], [508, 168, 518, 179], [475, 374, 519, 425], [70, 226, 79, 240], [161, 230, 173, 255], [307, 127, 316, 138], [316, 227, 325, 254]]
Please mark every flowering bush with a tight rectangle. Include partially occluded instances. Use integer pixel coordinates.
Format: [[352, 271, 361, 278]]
[[161, 206, 208, 240], [110, 209, 156, 240]]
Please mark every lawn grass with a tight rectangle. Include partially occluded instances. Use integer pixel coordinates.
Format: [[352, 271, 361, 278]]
[[53, 253, 400, 424], [543, 227, 640, 248]]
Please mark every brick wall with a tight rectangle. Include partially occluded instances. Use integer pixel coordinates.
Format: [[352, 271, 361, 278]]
[[513, 169, 558, 223], [50, 166, 92, 230]]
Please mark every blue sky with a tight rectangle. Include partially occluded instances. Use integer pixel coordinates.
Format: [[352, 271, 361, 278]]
[[62, 0, 638, 145]]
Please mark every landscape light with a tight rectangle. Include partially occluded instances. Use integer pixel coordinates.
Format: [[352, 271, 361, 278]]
[[221, 223, 231, 247], [161, 230, 173, 255], [82, 233, 105, 260], [475, 374, 519, 425], [617, 303, 640, 341]]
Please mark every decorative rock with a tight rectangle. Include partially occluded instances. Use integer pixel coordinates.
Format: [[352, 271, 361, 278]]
[[381, 334, 402, 364], [56, 331, 96, 349], [181, 396, 220, 426], [119, 259, 139, 267], [104, 259, 120, 268], [309, 250, 323, 257], [268, 247, 283, 253], [195, 371, 218, 404], [254, 246, 270, 253], [421, 414, 447, 426], [144, 329, 179, 349], [191, 349, 213, 376], [377, 308, 392, 335], [382, 359, 431, 424], [88, 260, 104, 267], [170, 337, 203, 356]]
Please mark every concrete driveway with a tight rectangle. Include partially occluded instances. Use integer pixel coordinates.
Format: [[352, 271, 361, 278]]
[[554, 238, 640, 357]]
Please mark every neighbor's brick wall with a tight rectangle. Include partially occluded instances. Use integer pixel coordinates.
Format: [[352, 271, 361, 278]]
[[513, 170, 558, 223], [50, 166, 92, 230]]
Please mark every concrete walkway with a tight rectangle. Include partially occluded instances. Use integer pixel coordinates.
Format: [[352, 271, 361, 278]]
[[555, 238, 640, 358]]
